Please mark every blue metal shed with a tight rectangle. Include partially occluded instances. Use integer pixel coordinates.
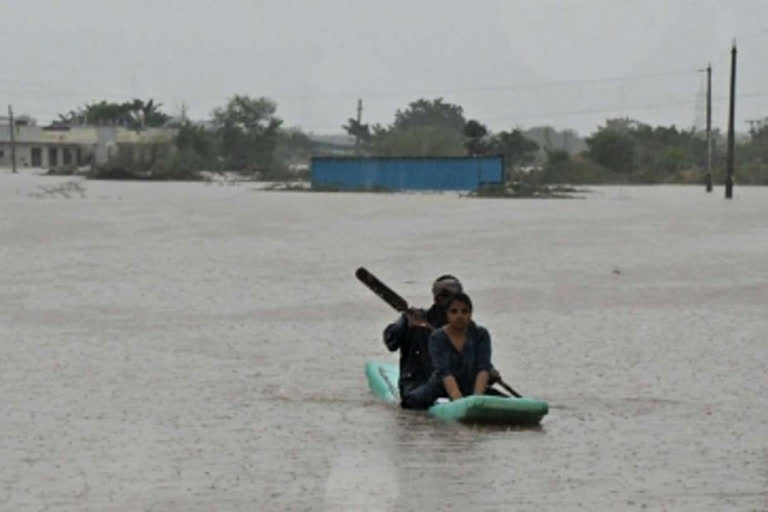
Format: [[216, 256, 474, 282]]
[[310, 156, 504, 191]]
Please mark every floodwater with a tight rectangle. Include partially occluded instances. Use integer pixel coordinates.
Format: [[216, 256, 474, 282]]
[[1, 172, 766, 511]]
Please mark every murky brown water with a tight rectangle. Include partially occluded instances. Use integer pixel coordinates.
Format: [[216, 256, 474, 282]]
[[1, 173, 766, 511]]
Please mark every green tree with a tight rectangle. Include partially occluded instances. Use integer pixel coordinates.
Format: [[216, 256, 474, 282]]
[[176, 122, 214, 162], [54, 109, 86, 126], [490, 130, 540, 168], [464, 119, 490, 156], [211, 95, 283, 173], [128, 98, 170, 128], [342, 119, 371, 141], [546, 149, 570, 165], [212, 95, 281, 133], [734, 121, 768, 184], [586, 127, 635, 173], [342, 118, 371, 154], [369, 98, 468, 156], [392, 98, 465, 132], [73, 99, 170, 129]]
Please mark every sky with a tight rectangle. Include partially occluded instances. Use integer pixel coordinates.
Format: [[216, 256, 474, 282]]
[[2, 0, 768, 135]]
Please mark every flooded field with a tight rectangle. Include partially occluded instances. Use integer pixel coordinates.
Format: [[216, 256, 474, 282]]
[[1, 172, 766, 511]]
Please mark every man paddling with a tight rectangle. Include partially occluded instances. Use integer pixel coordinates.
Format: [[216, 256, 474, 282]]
[[383, 275, 464, 408]]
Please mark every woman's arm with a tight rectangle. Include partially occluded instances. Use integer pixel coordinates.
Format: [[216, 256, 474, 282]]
[[429, 330, 462, 399], [473, 327, 493, 395], [443, 375, 464, 400], [473, 370, 489, 396]]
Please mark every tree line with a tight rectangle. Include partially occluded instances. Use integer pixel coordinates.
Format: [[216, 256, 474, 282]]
[[58, 96, 768, 184]]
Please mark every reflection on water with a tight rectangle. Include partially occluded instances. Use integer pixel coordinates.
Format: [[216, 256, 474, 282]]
[[1, 175, 767, 511]]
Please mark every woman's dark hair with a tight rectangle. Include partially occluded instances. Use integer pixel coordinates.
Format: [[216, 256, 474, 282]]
[[446, 292, 473, 312]]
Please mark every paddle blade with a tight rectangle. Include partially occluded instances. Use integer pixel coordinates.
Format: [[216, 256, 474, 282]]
[[355, 267, 409, 312]]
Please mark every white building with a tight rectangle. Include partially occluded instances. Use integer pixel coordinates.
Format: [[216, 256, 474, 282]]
[[0, 116, 177, 169]]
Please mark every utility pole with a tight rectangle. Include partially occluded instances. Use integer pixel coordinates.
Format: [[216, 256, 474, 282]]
[[355, 98, 363, 155], [698, 64, 713, 191], [705, 64, 713, 192], [726, 43, 736, 199], [8, 105, 17, 174]]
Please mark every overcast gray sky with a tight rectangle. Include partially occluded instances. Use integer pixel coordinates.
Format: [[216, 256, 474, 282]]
[[2, 0, 768, 135]]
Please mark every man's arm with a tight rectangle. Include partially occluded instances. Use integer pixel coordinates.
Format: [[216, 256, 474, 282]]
[[383, 314, 408, 351]]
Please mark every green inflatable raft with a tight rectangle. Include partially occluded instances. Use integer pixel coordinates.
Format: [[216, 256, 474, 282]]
[[365, 360, 548, 425]]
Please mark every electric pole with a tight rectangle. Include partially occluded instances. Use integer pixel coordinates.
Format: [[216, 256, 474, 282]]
[[355, 98, 363, 155], [726, 43, 736, 199], [8, 105, 17, 174], [705, 64, 712, 192]]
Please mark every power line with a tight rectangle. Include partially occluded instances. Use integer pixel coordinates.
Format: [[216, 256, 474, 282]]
[[735, 27, 768, 43], [10, 75, 768, 133], [474, 88, 768, 124], [0, 69, 699, 103], [21, 88, 768, 128]]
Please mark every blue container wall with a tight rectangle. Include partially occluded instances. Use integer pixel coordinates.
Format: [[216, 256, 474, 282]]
[[311, 157, 503, 191]]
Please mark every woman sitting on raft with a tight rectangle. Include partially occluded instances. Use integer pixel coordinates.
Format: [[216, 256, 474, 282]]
[[401, 292, 495, 409]]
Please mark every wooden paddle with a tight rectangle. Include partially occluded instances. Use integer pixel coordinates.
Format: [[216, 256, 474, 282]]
[[356, 266, 525, 398], [355, 267, 409, 312], [490, 370, 523, 398]]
